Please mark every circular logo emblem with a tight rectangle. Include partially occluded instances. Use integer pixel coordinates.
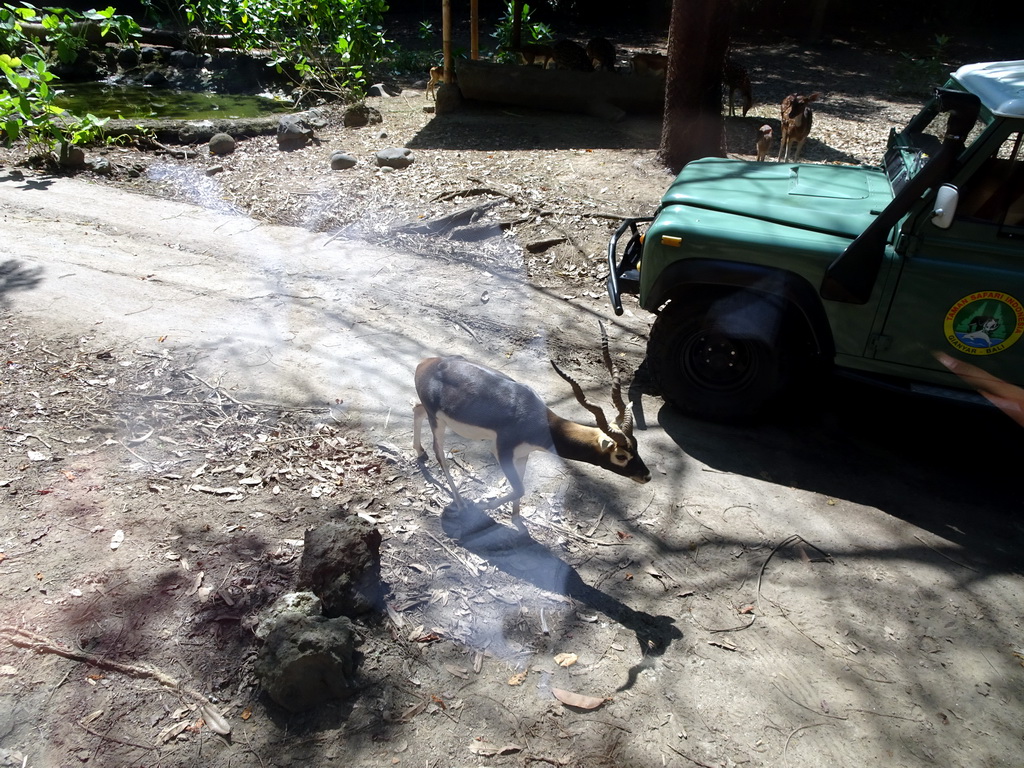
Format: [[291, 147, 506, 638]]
[[944, 291, 1024, 355]]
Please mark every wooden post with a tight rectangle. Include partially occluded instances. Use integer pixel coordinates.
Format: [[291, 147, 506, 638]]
[[470, 0, 479, 60], [442, 0, 452, 83], [512, 0, 523, 49]]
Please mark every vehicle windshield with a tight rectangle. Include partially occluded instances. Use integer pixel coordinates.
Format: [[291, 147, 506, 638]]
[[884, 88, 990, 193]]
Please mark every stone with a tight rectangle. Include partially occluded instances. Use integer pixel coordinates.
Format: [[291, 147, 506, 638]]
[[139, 46, 160, 64], [342, 102, 382, 128], [116, 46, 139, 69], [143, 69, 168, 87], [366, 83, 392, 98], [434, 82, 463, 115], [59, 146, 86, 169], [329, 151, 357, 170], [255, 591, 322, 640], [87, 156, 112, 175], [277, 113, 314, 149], [254, 612, 359, 713], [297, 518, 384, 617], [208, 132, 236, 156], [375, 147, 414, 169], [169, 49, 198, 69], [178, 120, 216, 143]]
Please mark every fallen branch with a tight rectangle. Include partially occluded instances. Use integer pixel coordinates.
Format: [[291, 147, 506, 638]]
[[0, 626, 230, 734]]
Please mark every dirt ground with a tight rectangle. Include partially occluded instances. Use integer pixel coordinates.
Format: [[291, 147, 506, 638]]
[[2, 35, 1023, 768]]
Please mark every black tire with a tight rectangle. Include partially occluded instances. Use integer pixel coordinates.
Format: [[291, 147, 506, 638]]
[[648, 292, 792, 421]]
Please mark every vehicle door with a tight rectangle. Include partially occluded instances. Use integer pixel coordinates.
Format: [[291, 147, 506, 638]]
[[873, 127, 1024, 385]]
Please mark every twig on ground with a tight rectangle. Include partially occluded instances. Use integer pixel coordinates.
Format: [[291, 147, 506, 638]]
[[76, 720, 159, 752], [0, 626, 224, 724], [913, 534, 978, 572], [710, 534, 832, 634]]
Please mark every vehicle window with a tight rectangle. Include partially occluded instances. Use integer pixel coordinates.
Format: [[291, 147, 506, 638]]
[[957, 131, 1024, 230]]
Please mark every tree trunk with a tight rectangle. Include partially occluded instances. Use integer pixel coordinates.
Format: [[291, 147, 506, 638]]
[[658, 0, 733, 173]]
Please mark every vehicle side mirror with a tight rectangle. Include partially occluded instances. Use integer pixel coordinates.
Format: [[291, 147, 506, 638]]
[[932, 183, 959, 229]]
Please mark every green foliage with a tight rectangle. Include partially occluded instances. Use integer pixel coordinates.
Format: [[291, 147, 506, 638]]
[[0, 4, 123, 158], [178, 0, 391, 98], [491, 2, 554, 62]]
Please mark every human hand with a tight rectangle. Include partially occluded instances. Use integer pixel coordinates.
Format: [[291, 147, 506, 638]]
[[935, 351, 1024, 428]]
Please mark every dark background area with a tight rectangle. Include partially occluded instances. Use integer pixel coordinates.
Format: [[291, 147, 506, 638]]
[[57, 0, 1024, 51]]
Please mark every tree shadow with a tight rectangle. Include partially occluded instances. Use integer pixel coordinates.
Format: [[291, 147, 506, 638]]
[[0, 259, 44, 306]]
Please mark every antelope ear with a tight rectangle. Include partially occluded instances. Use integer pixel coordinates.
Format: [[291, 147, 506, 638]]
[[599, 435, 616, 452]]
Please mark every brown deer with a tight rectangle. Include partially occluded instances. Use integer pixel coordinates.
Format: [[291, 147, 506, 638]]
[[724, 57, 753, 117], [413, 325, 650, 519], [756, 124, 773, 161], [586, 37, 616, 72], [513, 43, 554, 68], [425, 66, 442, 100], [551, 39, 593, 71], [631, 52, 667, 77], [778, 92, 820, 162]]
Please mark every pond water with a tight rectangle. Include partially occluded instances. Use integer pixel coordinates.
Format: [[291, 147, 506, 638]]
[[54, 82, 293, 120]]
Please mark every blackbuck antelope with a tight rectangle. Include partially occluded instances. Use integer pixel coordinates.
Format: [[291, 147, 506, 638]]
[[413, 330, 650, 518]]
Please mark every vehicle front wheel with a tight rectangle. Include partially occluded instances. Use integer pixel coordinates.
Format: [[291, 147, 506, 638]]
[[648, 293, 791, 421]]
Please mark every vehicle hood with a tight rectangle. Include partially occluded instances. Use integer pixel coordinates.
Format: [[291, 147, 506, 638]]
[[660, 157, 893, 239]]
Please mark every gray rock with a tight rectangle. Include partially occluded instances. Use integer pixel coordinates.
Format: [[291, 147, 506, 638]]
[[116, 46, 139, 69], [170, 49, 198, 69], [140, 46, 160, 64], [209, 132, 236, 155], [297, 518, 384, 617], [366, 83, 392, 98], [277, 113, 314, 149], [179, 120, 216, 143], [87, 156, 112, 175], [330, 151, 357, 170], [205, 165, 224, 176], [255, 612, 359, 712], [434, 82, 463, 114], [375, 147, 414, 169], [255, 591, 322, 640], [143, 69, 168, 87], [59, 146, 86, 168], [342, 102, 382, 128]]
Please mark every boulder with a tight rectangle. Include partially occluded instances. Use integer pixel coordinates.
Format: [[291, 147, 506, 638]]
[[343, 102, 383, 128], [255, 612, 359, 712], [375, 147, 414, 169], [330, 151, 357, 170], [277, 113, 315, 149], [297, 518, 384, 617], [209, 132, 236, 155]]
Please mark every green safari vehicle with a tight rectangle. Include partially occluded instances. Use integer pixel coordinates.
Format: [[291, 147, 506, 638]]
[[608, 60, 1024, 421]]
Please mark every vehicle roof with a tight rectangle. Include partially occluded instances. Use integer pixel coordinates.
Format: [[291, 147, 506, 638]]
[[953, 61, 1024, 118]]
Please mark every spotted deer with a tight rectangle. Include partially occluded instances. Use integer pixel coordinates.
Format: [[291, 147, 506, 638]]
[[631, 52, 667, 77], [551, 39, 593, 72], [724, 57, 753, 117], [586, 37, 616, 72], [778, 92, 820, 162], [513, 43, 554, 67], [756, 124, 773, 161], [413, 325, 650, 519], [426, 66, 442, 99]]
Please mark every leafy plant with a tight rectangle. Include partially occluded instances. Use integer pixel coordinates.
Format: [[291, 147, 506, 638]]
[[0, 4, 122, 160], [490, 2, 553, 62], [178, 0, 390, 99]]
